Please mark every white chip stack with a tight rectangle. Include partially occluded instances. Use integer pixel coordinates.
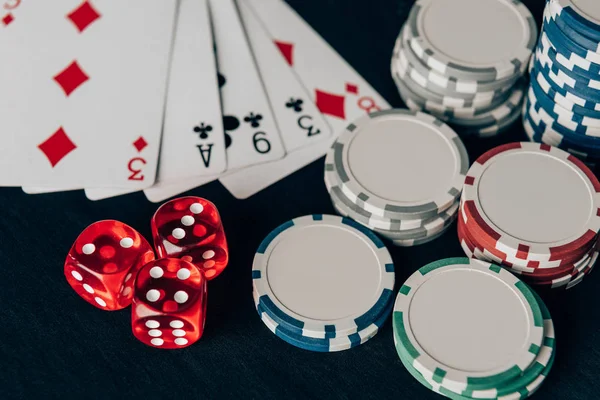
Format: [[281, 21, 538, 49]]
[[391, 0, 537, 137], [324, 109, 468, 247]]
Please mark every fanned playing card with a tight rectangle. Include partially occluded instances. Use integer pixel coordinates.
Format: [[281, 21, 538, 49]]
[[1, 0, 177, 188], [217, 0, 390, 199], [84, 0, 226, 201]]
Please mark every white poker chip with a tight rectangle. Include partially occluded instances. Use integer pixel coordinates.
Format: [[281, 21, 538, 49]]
[[329, 109, 469, 220], [252, 214, 395, 345]]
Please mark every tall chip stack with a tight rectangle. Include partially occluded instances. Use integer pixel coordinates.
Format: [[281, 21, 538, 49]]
[[524, 0, 600, 170], [391, 0, 537, 138], [323, 109, 468, 247], [458, 142, 600, 290]]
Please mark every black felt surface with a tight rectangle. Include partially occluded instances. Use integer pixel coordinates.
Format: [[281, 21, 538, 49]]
[[2, 0, 598, 398]]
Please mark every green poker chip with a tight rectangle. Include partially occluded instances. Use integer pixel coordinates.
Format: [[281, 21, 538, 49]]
[[393, 257, 545, 393]]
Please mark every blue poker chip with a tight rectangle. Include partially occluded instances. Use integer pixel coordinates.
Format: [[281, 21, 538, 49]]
[[530, 68, 600, 132], [526, 86, 600, 149], [530, 71, 600, 135], [543, 12, 600, 67], [538, 32, 600, 79], [550, 0, 600, 42], [534, 50, 600, 105], [252, 214, 395, 344], [546, 0, 600, 53], [531, 61, 600, 115], [524, 102, 600, 160], [254, 287, 394, 352]]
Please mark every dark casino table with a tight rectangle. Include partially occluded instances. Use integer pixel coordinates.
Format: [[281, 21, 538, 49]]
[[2, 0, 598, 398]]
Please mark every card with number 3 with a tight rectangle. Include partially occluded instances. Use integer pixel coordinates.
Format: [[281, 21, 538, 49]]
[[0, 0, 176, 188]]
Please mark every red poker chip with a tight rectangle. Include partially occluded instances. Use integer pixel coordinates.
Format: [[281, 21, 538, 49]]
[[458, 215, 583, 282], [461, 142, 600, 264], [460, 199, 596, 271]]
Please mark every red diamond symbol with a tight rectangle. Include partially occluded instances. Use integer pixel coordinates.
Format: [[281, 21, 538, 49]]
[[67, 1, 101, 33], [346, 83, 359, 95], [133, 136, 148, 152], [274, 40, 294, 66], [53, 60, 89, 97], [315, 89, 346, 120], [2, 13, 14, 26], [38, 127, 77, 167]]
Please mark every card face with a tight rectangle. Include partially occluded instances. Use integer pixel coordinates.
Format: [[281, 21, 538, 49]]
[[238, 0, 331, 153], [154, 0, 226, 180], [0, 0, 176, 188], [218, 0, 390, 199], [82, 0, 224, 201], [207, 0, 285, 170]]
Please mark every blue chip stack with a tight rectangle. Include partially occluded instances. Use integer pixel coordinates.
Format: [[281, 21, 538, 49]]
[[524, 0, 600, 168]]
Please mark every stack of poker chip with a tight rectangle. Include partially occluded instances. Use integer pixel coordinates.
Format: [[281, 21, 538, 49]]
[[252, 214, 395, 352], [524, 0, 600, 169], [324, 109, 469, 247], [393, 257, 555, 399], [458, 142, 600, 290], [391, 0, 537, 138]]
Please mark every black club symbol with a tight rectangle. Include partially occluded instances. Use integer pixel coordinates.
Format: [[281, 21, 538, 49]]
[[244, 113, 263, 128], [193, 123, 212, 139], [286, 98, 304, 112]]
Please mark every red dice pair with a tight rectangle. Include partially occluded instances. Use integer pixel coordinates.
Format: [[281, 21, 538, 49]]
[[64, 197, 228, 349]]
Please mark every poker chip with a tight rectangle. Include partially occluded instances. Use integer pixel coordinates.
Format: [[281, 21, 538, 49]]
[[393, 268, 555, 399], [392, 257, 547, 396], [524, 1, 600, 170], [323, 109, 468, 247], [252, 214, 395, 351], [457, 142, 600, 289], [390, 0, 536, 137]]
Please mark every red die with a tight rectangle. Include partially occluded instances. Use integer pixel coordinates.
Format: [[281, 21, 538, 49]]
[[64, 220, 155, 310], [132, 258, 207, 349], [151, 197, 228, 280]]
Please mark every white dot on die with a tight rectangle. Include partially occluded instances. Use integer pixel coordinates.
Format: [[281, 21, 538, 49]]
[[146, 289, 160, 302], [71, 270, 83, 281], [190, 203, 204, 214], [174, 291, 188, 304], [95, 297, 106, 307], [83, 284, 94, 294], [151, 338, 164, 346], [146, 320, 160, 329], [174, 338, 188, 346], [120, 237, 134, 248], [125, 273, 132, 282], [82, 243, 95, 255], [172, 228, 185, 239], [148, 329, 162, 337], [202, 250, 215, 260], [172, 329, 186, 337], [170, 320, 184, 329], [122, 287, 131, 296], [177, 268, 191, 280], [181, 215, 195, 226], [150, 266, 164, 279]]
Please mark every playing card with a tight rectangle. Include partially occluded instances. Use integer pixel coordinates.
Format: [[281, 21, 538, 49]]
[[207, 0, 285, 171], [218, 0, 390, 199], [83, 0, 226, 201], [138, 0, 336, 203], [238, 0, 331, 153], [0, 0, 177, 188]]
